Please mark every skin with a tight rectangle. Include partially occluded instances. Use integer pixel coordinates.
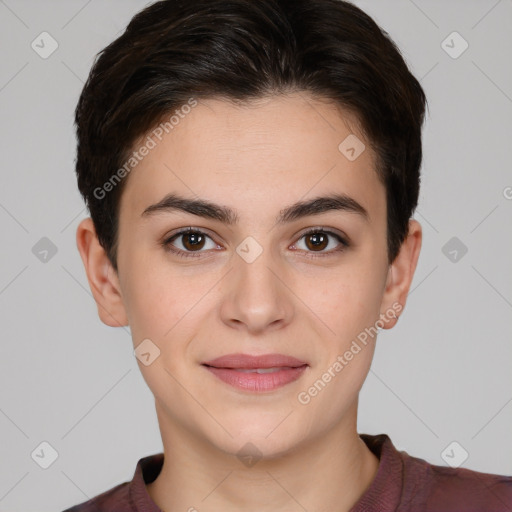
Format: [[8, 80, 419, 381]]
[[76, 92, 422, 512]]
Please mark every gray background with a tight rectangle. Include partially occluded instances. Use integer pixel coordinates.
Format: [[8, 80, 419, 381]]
[[0, 1, 511, 510]]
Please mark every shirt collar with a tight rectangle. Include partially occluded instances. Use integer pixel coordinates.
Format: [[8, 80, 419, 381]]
[[350, 434, 404, 511], [128, 433, 404, 512]]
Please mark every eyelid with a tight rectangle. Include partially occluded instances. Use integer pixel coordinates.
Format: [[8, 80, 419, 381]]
[[162, 227, 221, 255], [163, 226, 218, 241], [296, 226, 350, 245], [290, 226, 350, 257]]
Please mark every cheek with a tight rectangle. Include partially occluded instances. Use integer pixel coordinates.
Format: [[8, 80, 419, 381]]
[[298, 261, 385, 345], [123, 266, 200, 395], [119, 252, 196, 344], [294, 272, 383, 423]]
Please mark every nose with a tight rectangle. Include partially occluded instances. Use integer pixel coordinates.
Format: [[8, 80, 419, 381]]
[[219, 243, 294, 335]]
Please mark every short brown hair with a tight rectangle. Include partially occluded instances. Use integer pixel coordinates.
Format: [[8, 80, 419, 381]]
[[75, 0, 427, 271]]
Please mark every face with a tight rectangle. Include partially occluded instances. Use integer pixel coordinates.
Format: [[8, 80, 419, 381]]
[[80, 92, 420, 459]]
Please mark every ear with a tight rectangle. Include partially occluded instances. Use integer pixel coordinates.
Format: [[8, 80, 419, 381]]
[[379, 219, 422, 329], [76, 217, 129, 327]]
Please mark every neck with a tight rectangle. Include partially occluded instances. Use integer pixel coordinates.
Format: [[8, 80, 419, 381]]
[[147, 402, 380, 512]]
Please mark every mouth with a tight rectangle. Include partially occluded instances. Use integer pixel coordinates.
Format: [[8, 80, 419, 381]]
[[201, 353, 309, 392]]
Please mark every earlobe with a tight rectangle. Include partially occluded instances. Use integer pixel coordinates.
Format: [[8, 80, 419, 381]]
[[379, 219, 422, 330], [75, 218, 129, 327]]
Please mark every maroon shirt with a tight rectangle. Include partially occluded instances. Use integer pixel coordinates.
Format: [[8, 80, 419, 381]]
[[62, 433, 512, 511]]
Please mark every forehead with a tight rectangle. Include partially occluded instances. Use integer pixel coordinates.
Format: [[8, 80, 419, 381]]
[[119, 92, 385, 226]]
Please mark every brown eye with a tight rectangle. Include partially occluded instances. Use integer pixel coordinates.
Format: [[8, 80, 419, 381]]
[[294, 229, 349, 257], [304, 232, 329, 251], [181, 231, 206, 251], [163, 228, 218, 258]]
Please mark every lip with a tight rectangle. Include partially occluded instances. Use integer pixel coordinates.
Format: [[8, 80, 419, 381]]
[[202, 353, 307, 369], [202, 353, 309, 392]]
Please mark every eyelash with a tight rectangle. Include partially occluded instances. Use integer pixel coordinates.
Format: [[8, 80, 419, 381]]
[[161, 227, 350, 260]]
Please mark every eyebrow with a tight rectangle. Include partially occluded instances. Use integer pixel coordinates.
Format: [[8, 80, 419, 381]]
[[141, 192, 369, 225]]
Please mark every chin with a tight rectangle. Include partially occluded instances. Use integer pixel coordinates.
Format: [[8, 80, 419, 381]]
[[207, 415, 309, 462]]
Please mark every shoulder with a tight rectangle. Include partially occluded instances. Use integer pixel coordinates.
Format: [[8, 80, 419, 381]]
[[61, 452, 164, 512], [400, 449, 512, 512], [61, 482, 130, 512]]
